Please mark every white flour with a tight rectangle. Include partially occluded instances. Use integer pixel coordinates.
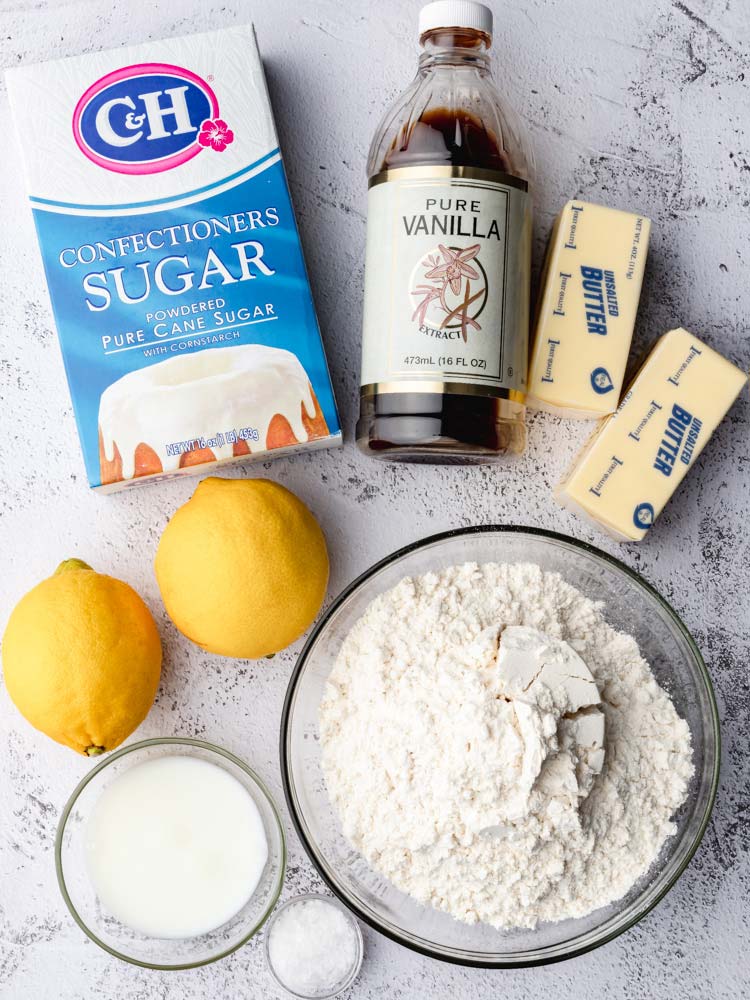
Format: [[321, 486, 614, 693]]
[[319, 562, 694, 929]]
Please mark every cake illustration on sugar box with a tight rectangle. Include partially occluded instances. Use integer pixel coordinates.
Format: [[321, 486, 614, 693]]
[[6, 24, 341, 491]]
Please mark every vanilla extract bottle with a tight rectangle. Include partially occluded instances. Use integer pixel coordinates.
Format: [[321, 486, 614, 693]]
[[357, 0, 533, 462]]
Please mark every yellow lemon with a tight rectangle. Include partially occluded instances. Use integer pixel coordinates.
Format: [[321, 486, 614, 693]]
[[155, 477, 329, 658], [2, 560, 162, 756]]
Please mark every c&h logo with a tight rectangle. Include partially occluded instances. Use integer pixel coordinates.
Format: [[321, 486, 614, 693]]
[[72, 62, 234, 175]]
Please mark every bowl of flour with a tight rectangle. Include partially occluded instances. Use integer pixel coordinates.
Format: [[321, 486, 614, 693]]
[[280, 527, 719, 967]]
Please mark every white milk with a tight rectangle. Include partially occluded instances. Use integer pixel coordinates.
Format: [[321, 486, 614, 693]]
[[85, 755, 268, 938]]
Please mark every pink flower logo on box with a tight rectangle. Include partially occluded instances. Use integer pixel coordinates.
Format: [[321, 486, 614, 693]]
[[198, 118, 235, 153]]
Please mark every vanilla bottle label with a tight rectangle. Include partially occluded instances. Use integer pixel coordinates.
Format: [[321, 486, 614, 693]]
[[361, 167, 531, 398]]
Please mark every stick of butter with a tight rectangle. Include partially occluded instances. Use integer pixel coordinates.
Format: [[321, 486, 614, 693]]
[[556, 327, 747, 541], [528, 200, 651, 418]]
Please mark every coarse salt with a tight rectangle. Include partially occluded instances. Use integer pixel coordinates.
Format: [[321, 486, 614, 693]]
[[267, 897, 360, 997]]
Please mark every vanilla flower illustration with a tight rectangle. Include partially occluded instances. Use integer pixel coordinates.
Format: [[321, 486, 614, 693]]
[[411, 284, 443, 326], [424, 244, 480, 295], [411, 244, 485, 341], [198, 118, 235, 152]]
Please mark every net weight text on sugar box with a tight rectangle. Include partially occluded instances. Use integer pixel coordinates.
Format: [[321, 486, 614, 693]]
[[165, 425, 260, 459]]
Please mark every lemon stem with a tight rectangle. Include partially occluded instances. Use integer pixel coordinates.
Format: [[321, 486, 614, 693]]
[[55, 558, 93, 575], [85, 746, 105, 756]]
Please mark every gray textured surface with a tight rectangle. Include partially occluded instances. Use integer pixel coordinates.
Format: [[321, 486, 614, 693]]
[[0, 0, 748, 997]]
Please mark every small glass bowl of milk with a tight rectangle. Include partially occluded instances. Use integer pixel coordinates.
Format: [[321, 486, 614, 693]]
[[55, 738, 286, 968]]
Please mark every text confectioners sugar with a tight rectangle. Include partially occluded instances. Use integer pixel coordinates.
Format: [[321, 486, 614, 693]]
[[6, 24, 340, 491], [319, 562, 693, 929]]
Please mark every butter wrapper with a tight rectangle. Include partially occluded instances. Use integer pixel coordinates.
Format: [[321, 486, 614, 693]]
[[556, 327, 747, 541], [528, 199, 650, 419]]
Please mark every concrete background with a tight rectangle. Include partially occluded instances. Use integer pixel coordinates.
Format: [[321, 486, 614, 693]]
[[1, 0, 748, 997]]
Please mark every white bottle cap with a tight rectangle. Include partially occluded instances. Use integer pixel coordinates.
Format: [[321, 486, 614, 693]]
[[418, 1, 493, 39]]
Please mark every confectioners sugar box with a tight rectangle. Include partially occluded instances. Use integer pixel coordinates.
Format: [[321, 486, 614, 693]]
[[6, 24, 341, 492]]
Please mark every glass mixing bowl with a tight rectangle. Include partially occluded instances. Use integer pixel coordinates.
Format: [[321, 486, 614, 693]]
[[280, 526, 719, 967], [264, 893, 364, 998], [56, 737, 286, 969]]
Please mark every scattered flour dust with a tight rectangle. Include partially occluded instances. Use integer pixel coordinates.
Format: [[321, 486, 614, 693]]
[[319, 562, 694, 930]]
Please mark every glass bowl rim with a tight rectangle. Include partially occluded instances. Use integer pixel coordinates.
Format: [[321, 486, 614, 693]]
[[279, 523, 720, 969], [55, 735, 287, 971], [263, 891, 364, 998]]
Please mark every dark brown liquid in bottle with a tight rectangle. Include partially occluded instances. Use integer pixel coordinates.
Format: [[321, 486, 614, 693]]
[[384, 107, 512, 172], [357, 105, 524, 462]]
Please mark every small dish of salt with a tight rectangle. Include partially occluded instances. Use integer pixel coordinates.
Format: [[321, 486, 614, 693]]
[[264, 893, 363, 998]]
